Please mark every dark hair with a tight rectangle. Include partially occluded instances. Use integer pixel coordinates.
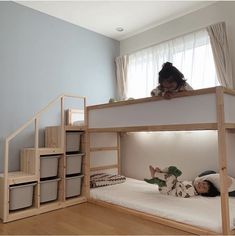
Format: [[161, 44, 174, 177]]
[[158, 62, 186, 89], [200, 180, 220, 197]]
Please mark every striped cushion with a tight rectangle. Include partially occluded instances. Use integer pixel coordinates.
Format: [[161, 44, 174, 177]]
[[90, 173, 126, 188]]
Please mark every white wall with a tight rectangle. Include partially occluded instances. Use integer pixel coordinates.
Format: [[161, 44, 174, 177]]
[[0, 2, 119, 172], [120, 1, 235, 85], [121, 131, 235, 180], [120, 2, 235, 180]]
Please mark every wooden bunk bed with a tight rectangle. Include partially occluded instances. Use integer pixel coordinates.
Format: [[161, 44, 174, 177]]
[[87, 86, 235, 235]]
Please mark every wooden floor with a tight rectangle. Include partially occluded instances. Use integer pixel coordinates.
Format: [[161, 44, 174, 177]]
[[0, 203, 192, 235]]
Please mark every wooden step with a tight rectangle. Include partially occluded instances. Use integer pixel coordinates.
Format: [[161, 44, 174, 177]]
[[65, 125, 86, 131], [20, 148, 64, 178], [0, 171, 38, 185], [23, 147, 64, 155]]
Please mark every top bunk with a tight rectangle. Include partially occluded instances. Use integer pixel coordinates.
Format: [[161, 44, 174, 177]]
[[87, 86, 235, 132]]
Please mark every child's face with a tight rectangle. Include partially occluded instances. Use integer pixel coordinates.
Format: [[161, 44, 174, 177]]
[[195, 181, 209, 194], [162, 78, 177, 91]]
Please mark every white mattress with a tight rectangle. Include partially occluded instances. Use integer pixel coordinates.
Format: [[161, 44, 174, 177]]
[[90, 178, 235, 233]]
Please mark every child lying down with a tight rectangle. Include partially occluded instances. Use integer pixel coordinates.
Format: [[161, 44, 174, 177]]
[[144, 166, 234, 198]]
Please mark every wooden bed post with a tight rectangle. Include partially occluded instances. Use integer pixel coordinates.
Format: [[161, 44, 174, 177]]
[[85, 131, 90, 199], [117, 132, 121, 175], [61, 96, 65, 149], [34, 117, 40, 209], [60, 96, 66, 202], [3, 139, 9, 222], [216, 86, 230, 235], [85, 103, 90, 199]]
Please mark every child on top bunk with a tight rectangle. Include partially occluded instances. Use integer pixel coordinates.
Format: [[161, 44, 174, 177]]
[[151, 62, 193, 99], [145, 165, 220, 198]]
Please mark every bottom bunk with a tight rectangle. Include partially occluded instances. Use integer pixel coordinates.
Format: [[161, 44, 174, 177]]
[[90, 178, 235, 234]]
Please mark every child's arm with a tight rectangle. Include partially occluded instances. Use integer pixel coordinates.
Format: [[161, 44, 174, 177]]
[[151, 88, 158, 96], [178, 83, 193, 92], [163, 91, 174, 99], [145, 166, 167, 186], [151, 87, 163, 97], [144, 171, 174, 187]]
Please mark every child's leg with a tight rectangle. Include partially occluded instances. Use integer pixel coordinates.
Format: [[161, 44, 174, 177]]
[[155, 167, 161, 173], [149, 165, 156, 178], [149, 166, 162, 178], [149, 165, 162, 178], [159, 175, 177, 195]]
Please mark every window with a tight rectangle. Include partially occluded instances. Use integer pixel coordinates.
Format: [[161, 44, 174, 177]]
[[127, 29, 219, 98]]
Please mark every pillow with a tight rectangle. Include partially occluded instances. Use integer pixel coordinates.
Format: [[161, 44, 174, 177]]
[[90, 173, 126, 188], [194, 173, 235, 192]]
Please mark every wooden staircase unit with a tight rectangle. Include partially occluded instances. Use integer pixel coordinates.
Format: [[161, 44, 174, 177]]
[[1, 94, 88, 223]]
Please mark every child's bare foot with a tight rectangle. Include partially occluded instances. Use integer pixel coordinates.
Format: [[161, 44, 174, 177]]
[[155, 167, 161, 173], [149, 165, 156, 178]]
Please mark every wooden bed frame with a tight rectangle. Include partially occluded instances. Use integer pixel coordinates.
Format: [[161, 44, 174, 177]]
[[87, 86, 235, 235]]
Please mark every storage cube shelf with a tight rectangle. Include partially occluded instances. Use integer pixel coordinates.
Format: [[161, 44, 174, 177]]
[[66, 132, 82, 153], [0, 126, 87, 222], [9, 182, 37, 211], [1, 95, 88, 223], [43, 128, 86, 202], [66, 175, 83, 198], [66, 153, 84, 175], [40, 178, 60, 203], [40, 155, 61, 179]]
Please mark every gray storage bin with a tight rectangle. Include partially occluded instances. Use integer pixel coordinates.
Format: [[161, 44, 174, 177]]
[[40, 178, 60, 203], [66, 175, 83, 198], [40, 155, 60, 178], [66, 153, 84, 175], [9, 182, 37, 210], [66, 132, 81, 152]]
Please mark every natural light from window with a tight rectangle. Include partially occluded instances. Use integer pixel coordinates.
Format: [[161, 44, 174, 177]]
[[127, 29, 219, 99]]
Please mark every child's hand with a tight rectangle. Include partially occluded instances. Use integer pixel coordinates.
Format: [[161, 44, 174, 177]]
[[163, 91, 174, 99]]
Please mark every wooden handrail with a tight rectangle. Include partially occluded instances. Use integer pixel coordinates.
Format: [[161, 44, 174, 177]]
[[6, 94, 86, 142], [63, 94, 86, 99], [6, 94, 63, 142]]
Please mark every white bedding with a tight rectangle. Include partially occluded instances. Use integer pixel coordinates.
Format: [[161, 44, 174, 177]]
[[90, 178, 235, 233]]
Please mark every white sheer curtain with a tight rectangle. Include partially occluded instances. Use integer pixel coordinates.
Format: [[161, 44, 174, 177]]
[[115, 55, 129, 100], [127, 29, 219, 98]]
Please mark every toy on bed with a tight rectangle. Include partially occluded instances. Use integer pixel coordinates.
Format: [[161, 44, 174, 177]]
[[90, 173, 126, 188]]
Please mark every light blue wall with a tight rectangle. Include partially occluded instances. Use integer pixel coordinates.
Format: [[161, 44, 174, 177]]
[[0, 2, 120, 171]]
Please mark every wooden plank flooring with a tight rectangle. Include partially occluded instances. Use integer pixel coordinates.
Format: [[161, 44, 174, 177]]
[[0, 203, 192, 235]]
